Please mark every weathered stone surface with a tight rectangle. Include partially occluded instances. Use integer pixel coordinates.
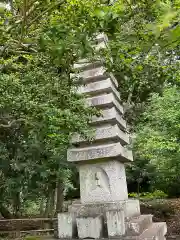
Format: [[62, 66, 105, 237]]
[[74, 61, 101, 71], [68, 199, 140, 219], [78, 78, 120, 100], [93, 33, 109, 51], [124, 200, 141, 221], [57, 213, 77, 239], [79, 161, 128, 203], [106, 210, 125, 237], [69, 202, 122, 217], [91, 107, 126, 130], [95, 40, 107, 50], [73, 65, 119, 88], [126, 215, 152, 236], [86, 93, 123, 114], [72, 65, 105, 80], [76, 215, 104, 239], [124, 222, 167, 240], [71, 124, 129, 146], [96, 33, 109, 43], [67, 142, 133, 163], [73, 65, 105, 80]]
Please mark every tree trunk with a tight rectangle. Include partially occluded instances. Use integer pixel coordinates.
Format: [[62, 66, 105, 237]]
[[0, 204, 13, 219], [13, 192, 21, 218], [49, 189, 55, 217], [55, 179, 64, 216], [39, 199, 45, 217], [44, 187, 55, 218]]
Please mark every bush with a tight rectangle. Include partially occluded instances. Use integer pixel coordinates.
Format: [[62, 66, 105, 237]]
[[129, 190, 167, 200], [24, 236, 42, 240]]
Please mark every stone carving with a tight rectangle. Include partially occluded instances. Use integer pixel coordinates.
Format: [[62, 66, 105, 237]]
[[83, 166, 111, 203], [67, 142, 133, 162], [93, 167, 110, 192], [95, 172, 101, 187], [79, 161, 129, 204]]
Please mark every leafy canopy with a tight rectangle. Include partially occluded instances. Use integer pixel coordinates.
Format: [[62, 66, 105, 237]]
[[134, 86, 180, 196]]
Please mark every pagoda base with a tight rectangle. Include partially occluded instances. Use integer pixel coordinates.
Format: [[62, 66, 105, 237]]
[[55, 199, 167, 240], [68, 199, 140, 219]]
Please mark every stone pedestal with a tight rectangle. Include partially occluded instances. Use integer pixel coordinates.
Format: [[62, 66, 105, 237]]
[[57, 213, 77, 239], [106, 210, 125, 237], [68, 200, 140, 219], [57, 33, 167, 240], [76, 215, 104, 239]]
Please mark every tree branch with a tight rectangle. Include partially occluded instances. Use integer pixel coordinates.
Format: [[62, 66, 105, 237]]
[[0, 119, 25, 128], [27, 0, 66, 29]]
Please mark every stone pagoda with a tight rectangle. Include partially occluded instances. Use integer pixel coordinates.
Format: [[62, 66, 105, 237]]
[[57, 34, 167, 240]]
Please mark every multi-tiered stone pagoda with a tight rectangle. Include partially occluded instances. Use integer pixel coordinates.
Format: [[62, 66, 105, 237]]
[[57, 34, 167, 240]]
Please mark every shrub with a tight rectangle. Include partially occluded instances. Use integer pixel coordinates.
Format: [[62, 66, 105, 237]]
[[23, 236, 42, 240], [129, 190, 167, 200]]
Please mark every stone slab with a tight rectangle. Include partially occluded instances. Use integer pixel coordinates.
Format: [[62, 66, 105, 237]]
[[73, 65, 119, 89], [126, 215, 152, 236], [124, 200, 141, 221], [96, 33, 109, 44], [86, 93, 123, 114], [57, 213, 77, 239], [71, 124, 129, 146], [92, 33, 109, 51], [76, 215, 104, 239], [79, 161, 128, 203], [74, 61, 101, 71], [106, 210, 125, 237], [124, 222, 167, 240], [78, 78, 120, 100], [67, 142, 133, 163], [74, 65, 106, 81], [95, 40, 108, 51], [91, 107, 126, 130], [68, 199, 140, 219]]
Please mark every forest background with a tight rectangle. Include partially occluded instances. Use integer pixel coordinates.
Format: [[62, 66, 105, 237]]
[[0, 0, 179, 218]]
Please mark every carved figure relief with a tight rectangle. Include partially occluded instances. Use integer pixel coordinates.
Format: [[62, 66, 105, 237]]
[[86, 166, 111, 195]]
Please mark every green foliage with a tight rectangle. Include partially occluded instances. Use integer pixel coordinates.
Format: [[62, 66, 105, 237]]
[[20, 200, 43, 217], [134, 86, 180, 196], [129, 190, 168, 200], [103, 0, 180, 124], [23, 237, 41, 240], [126, 156, 156, 193], [0, 0, 103, 217]]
